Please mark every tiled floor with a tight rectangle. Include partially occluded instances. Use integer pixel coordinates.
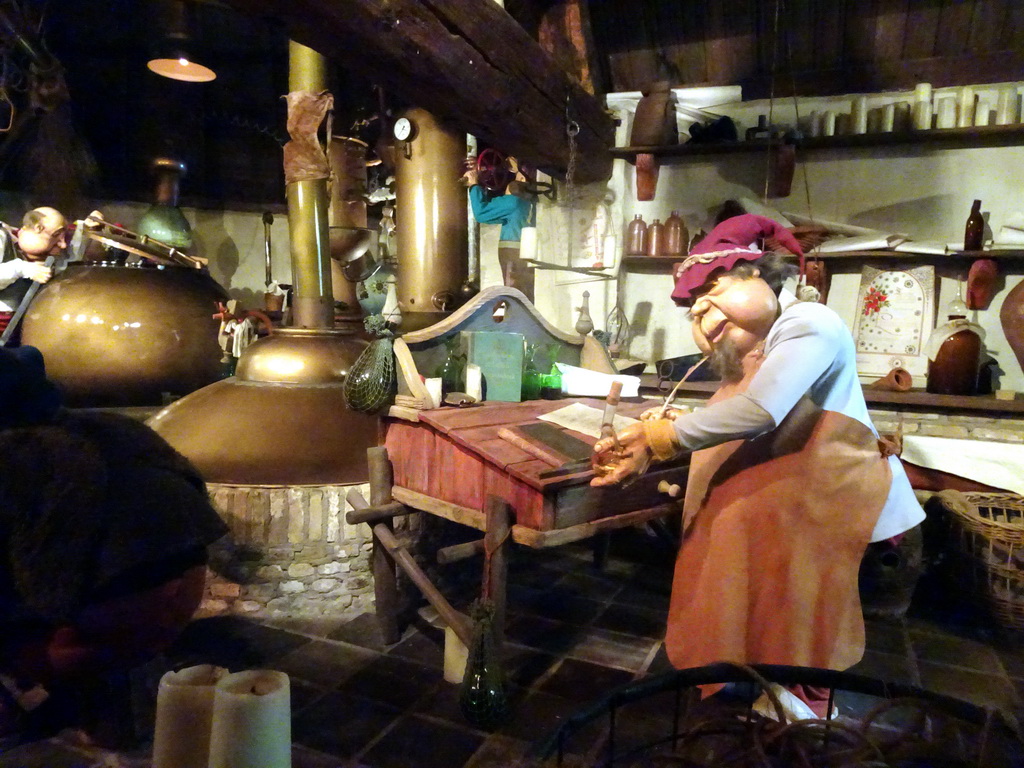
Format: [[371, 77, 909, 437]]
[[2, 528, 1023, 767]]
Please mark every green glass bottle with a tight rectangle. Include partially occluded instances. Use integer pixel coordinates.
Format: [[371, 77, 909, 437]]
[[436, 335, 466, 396], [459, 600, 508, 730]]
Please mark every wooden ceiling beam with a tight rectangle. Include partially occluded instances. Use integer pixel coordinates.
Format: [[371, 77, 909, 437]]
[[220, 0, 613, 183]]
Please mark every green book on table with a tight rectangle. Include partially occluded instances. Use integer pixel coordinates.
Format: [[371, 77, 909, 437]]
[[462, 331, 525, 402]]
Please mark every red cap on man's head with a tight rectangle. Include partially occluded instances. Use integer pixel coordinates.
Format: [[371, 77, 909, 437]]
[[670, 214, 804, 305]]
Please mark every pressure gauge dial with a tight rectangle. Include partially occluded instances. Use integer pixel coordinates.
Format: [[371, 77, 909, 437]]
[[393, 117, 415, 141]]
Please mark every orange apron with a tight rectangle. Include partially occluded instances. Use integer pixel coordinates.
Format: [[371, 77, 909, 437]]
[[665, 350, 892, 673]]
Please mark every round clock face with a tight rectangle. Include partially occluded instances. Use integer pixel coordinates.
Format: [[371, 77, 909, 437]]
[[393, 117, 413, 141]]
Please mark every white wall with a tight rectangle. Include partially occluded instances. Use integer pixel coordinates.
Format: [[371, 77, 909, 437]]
[[96, 202, 294, 309], [525, 84, 1024, 391]]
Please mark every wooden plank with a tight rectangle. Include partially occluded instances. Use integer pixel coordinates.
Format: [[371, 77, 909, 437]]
[[935, 0, 975, 57], [511, 504, 681, 549], [967, 0, 1009, 53], [787, 0, 817, 72], [873, 0, 909, 62], [902, 0, 942, 59], [436, 439, 486, 511], [392, 486, 487, 532], [220, 0, 613, 183], [813, 0, 845, 70], [418, 398, 584, 434], [383, 420, 437, 495], [844, 0, 880, 64], [705, 0, 758, 85], [663, 1, 708, 85]]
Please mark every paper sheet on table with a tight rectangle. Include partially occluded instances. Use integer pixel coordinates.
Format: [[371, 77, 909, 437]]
[[538, 402, 639, 440], [555, 363, 640, 397], [901, 435, 1024, 495]]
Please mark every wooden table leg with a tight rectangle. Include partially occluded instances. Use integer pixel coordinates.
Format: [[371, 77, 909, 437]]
[[483, 496, 513, 651], [368, 445, 402, 645]]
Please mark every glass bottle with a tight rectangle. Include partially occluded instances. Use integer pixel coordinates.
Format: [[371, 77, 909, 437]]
[[436, 335, 466, 396], [663, 211, 688, 256], [521, 343, 542, 400], [459, 600, 508, 730], [626, 214, 647, 255], [964, 199, 984, 252], [646, 218, 664, 257]]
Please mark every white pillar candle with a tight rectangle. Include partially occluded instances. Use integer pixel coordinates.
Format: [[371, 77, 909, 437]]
[[851, 95, 868, 134], [974, 99, 991, 126], [519, 225, 538, 262], [443, 625, 469, 684], [914, 83, 933, 103], [894, 101, 912, 131], [821, 110, 836, 137], [995, 87, 1018, 125], [465, 364, 482, 401], [152, 665, 226, 768], [424, 377, 443, 408], [957, 86, 975, 128], [208, 670, 291, 768], [880, 103, 896, 132], [912, 99, 932, 130], [935, 97, 956, 129]]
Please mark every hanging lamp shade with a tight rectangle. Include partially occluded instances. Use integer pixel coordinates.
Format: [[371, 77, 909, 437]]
[[146, 0, 216, 82]]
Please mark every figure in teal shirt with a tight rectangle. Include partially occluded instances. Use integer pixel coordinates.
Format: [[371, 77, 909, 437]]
[[463, 156, 536, 301]]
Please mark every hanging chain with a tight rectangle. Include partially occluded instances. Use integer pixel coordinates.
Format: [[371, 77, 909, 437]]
[[762, 0, 782, 202], [565, 92, 580, 267]]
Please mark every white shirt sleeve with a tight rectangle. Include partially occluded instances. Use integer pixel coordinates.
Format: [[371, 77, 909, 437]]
[[670, 305, 845, 451], [0, 258, 31, 290]]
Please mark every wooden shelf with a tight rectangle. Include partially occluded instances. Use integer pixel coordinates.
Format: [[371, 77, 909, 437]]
[[623, 250, 1024, 270], [638, 375, 1024, 415], [611, 124, 1024, 161]]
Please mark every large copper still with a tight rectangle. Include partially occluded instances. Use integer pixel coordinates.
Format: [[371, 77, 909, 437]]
[[22, 261, 227, 407], [146, 40, 377, 485]]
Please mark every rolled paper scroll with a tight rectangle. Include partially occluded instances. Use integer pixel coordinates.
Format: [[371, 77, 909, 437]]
[[152, 664, 227, 768], [208, 670, 291, 768]]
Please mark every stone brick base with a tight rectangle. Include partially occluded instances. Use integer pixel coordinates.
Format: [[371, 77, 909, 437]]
[[199, 482, 374, 620]]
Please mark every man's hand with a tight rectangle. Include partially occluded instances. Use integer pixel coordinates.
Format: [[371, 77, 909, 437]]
[[639, 405, 689, 422], [461, 158, 479, 186], [590, 422, 652, 487], [23, 261, 52, 284]]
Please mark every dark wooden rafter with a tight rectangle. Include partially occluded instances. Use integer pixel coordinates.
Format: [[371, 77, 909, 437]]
[[536, 0, 603, 95], [218, 0, 613, 183]]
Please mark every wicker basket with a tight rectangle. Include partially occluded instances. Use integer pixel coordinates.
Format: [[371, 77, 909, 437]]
[[938, 490, 1024, 630]]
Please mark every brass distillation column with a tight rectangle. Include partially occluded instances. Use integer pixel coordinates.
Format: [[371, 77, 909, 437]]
[[147, 41, 377, 485], [328, 135, 374, 328], [394, 107, 468, 332]]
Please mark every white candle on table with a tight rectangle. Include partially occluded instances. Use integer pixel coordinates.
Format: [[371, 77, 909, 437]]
[[152, 664, 226, 768], [208, 670, 291, 768]]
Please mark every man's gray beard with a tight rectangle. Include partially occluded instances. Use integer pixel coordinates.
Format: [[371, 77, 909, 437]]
[[709, 339, 744, 383]]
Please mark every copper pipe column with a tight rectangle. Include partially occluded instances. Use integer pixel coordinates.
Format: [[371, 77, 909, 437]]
[[287, 40, 334, 329], [394, 108, 468, 332]]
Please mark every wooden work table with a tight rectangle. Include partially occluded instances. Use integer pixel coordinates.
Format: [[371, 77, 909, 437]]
[[352, 397, 687, 650], [383, 397, 687, 547]]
